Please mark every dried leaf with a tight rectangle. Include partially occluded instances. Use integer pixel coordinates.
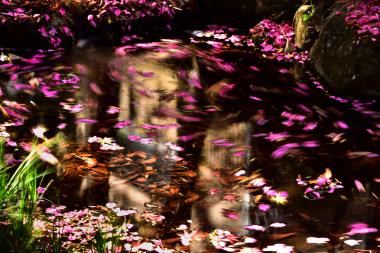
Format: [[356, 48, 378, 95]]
[[142, 157, 157, 164], [269, 232, 296, 240], [185, 191, 199, 204], [128, 151, 147, 159]]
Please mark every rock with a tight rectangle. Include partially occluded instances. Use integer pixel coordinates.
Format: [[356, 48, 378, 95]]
[[293, 5, 316, 49], [310, 7, 380, 96], [309, 0, 335, 33]]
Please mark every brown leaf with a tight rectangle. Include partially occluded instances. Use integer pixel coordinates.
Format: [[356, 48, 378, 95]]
[[254, 194, 263, 203], [85, 158, 98, 168], [63, 153, 74, 160], [142, 157, 157, 164], [223, 194, 238, 202], [185, 191, 199, 204], [126, 173, 139, 181], [128, 151, 147, 159], [91, 166, 109, 175], [218, 177, 230, 185], [269, 232, 296, 240], [162, 237, 180, 245], [78, 165, 87, 171], [298, 213, 312, 221], [169, 186, 180, 195], [110, 156, 132, 165], [96, 205, 109, 212], [167, 199, 182, 210], [148, 183, 158, 189], [79, 153, 93, 157], [145, 166, 154, 171], [137, 177, 147, 183], [150, 188, 166, 194], [182, 170, 197, 177], [145, 171, 156, 176], [192, 231, 209, 240]]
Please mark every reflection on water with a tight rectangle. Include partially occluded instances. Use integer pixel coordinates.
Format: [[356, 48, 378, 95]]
[[0, 39, 379, 251], [192, 122, 251, 232], [190, 122, 252, 252], [116, 51, 180, 147], [108, 174, 152, 211]]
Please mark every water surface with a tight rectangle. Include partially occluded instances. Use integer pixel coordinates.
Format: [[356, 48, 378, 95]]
[[1, 38, 379, 252]]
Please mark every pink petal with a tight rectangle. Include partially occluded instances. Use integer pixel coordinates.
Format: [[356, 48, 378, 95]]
[[354, 180, 365, 192], [75, 118, 98, 124]]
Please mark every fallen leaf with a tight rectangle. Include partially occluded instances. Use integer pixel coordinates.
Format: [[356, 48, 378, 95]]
[[142, 157, 157, 164], [185, 191, 199, 204], [269, 233, 296, 240], [128, 151, 147, 159]]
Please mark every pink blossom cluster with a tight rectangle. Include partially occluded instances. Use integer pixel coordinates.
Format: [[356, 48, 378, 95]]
[[208, 229, 241, 251], [0, 100, 28, 128], [339, 0, 380, 41], [85, 0, 176, 33], [88, 136, 124, 151], [248, 19, 309, 63], [208, 228, 292, 252], [297, 169, 344, 200], [190, 26, 248, 48], [35, 204, 172, 252], [0, 52, 81, 99], [189, 21, 309, 63], [0, 0, 75, 48], [0, 123, 18, 151], [0, 0, 178, 48]]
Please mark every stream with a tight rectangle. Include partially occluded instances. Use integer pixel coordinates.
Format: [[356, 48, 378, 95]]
[[1, 36, 379, 252]]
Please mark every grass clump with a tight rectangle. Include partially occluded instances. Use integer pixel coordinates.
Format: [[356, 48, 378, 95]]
[[0, 138, 55, 252]]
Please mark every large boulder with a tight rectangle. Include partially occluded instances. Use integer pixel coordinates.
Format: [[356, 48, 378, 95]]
[[310, 6, 380, 96]]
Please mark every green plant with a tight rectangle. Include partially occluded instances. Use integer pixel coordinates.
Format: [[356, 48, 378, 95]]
[[0, 138, 55, 252], [39, 226, 64, 253], [302, 1, 316, 23], [93, 228, 108, 253]]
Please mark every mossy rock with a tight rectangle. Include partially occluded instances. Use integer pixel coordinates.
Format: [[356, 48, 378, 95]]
[[310, 8, 380, 97]]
